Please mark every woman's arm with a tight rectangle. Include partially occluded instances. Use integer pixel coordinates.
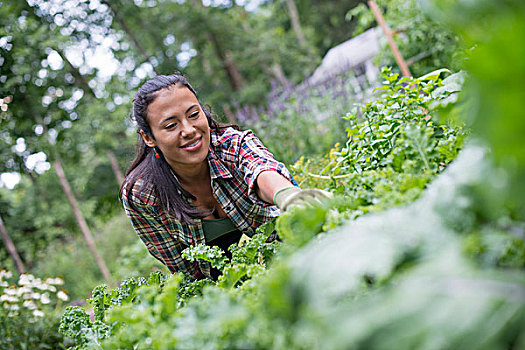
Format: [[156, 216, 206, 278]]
[[234, 130, 296, 203], [234, 131, 330, 210], [255, 170, 295, 204]]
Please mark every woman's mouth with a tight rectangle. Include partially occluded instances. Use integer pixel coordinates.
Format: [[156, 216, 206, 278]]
[[180, 138, 202, 151]]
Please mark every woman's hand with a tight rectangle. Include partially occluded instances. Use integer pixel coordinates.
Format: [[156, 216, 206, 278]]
[[256, 170, 332, 211], [273, 187, 332, 212]]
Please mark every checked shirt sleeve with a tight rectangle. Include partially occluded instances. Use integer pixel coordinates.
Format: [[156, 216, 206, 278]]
[[121, 185, 198, 277], [236, 130, 294, 201]]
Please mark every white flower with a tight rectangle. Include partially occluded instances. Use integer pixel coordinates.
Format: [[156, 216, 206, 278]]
[[18, 273, 34, 286], [32, 309, 45, 317], [23, 300, 37, 310], [45, 277, 64, 285], [10, 304, 19, 311], [4, 288, 17, 295], [0, 269, 12, 280], [17, 286, 31, 296], [40, 293, 51, 304], [0, 281, 8, 287], [0, 294, 16, 302], [47, 285, 57, 292], [35, 282, 49, 291], [57, 290, 69, 301], [31, 292, 41, 299]]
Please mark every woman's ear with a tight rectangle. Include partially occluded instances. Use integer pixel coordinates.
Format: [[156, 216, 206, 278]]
[[139, 129, 156, 148]]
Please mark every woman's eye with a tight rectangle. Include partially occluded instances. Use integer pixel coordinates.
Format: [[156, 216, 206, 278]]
[[189, 111, 199, 118], [165, 123, 176, 129]]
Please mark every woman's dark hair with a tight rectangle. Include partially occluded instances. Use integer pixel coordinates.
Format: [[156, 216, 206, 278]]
[[120, 73, 231, 223]]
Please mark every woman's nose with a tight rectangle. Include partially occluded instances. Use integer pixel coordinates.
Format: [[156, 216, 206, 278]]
[[180, 120, 195, 137]]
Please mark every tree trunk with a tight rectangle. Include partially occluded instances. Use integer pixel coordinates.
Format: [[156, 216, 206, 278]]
[[52, 159, 112, 280], [285, 0, 307, 46], [0, 215, 26, 274], [208, 32, 244, 91], [107, 151, 125, 185]]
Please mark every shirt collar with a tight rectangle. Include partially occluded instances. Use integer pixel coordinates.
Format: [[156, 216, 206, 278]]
[[207, 129, 233, 180]]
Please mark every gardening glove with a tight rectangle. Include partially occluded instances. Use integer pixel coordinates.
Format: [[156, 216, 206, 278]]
[[273, 187, 333, 212]]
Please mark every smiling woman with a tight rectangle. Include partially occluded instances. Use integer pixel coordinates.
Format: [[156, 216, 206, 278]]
[[119, 74, 330, 280]]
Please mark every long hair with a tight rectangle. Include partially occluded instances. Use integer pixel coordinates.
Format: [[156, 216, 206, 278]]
[[120, 74, 230, 223]]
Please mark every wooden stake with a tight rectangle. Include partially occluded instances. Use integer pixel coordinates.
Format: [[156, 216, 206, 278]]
[[368, 1, 412, 77]]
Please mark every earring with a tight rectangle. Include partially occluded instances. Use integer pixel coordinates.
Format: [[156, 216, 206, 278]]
[[154, 148, 160, 159]]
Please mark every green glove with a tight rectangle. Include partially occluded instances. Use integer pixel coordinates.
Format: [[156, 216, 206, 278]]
[[273, 187, 332, 212]]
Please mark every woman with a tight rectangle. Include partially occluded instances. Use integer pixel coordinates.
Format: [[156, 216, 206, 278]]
[[120, 74, 328, 280]]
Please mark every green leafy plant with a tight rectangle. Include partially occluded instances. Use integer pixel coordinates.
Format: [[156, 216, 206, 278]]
[[58, 271, 168, 349], [329, 67, 465, 175], [182, 223, 278, 289]]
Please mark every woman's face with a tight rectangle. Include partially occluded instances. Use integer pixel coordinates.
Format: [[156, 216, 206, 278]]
[[141, 85, 211, 174]]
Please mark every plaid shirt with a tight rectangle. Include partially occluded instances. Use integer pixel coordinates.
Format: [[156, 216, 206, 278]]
[[121, 127, 294, 279]]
